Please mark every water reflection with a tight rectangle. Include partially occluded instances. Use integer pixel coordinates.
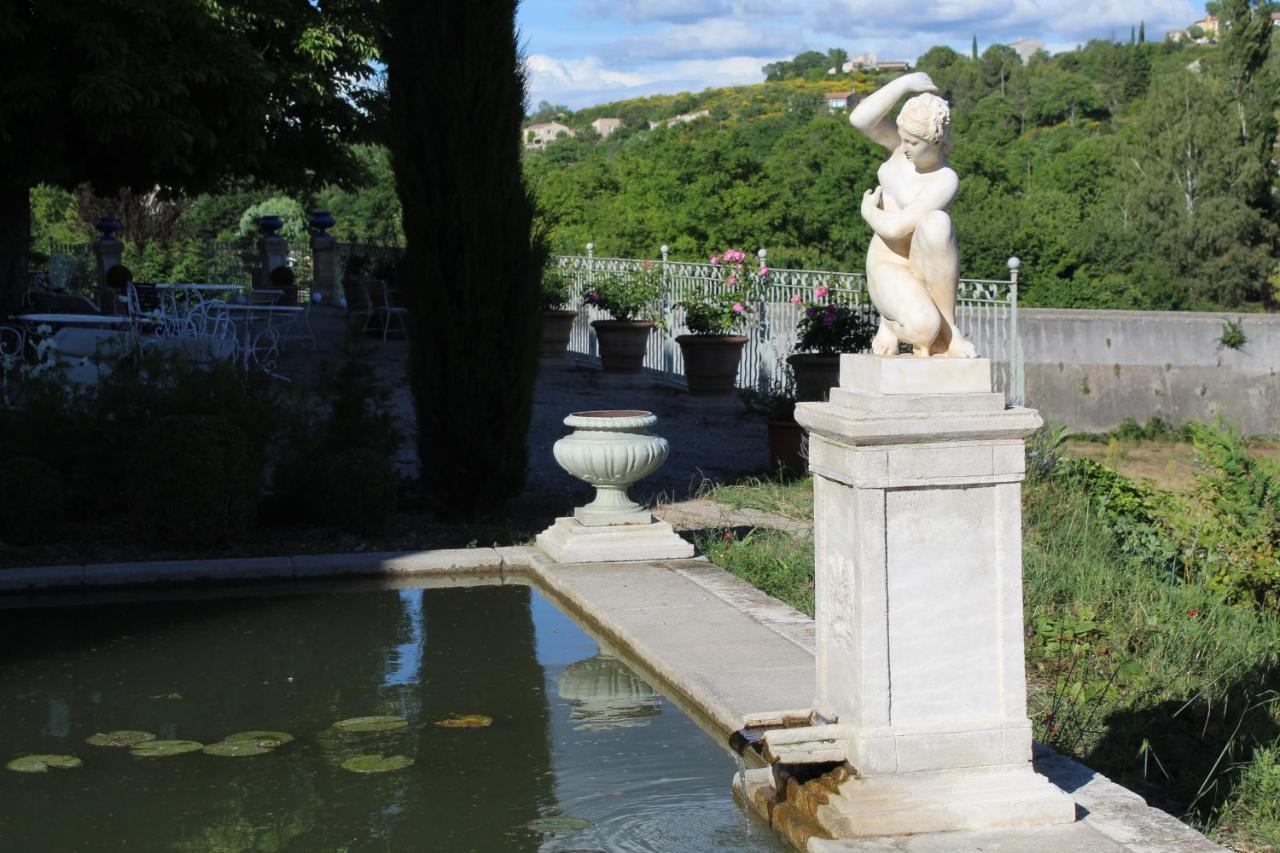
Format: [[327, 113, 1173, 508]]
[[558, 649, 661, 731], [0, 582, 782, 852]]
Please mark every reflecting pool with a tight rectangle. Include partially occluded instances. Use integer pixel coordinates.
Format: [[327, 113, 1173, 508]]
[[0, 581, 785, 851]]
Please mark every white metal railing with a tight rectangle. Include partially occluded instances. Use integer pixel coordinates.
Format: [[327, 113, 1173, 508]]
[[554, 248, 1024, 406]]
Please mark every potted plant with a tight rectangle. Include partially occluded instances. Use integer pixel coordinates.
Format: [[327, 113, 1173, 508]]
[[786, 285, 877, 402], [741, 373, 803, 475], [674, 248, 766, 396], [269, 264, 298, 306], [539, 264, 577, 357], [585, 262, 664, 373]]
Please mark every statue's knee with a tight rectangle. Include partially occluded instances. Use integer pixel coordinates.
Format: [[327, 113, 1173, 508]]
[[916, 211, 953, 247], [901, 310, 942, 345]]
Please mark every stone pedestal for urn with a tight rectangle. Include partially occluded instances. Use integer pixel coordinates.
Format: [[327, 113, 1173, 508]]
[[775, 354, 1076, 838], [536, 410, 694, 563]]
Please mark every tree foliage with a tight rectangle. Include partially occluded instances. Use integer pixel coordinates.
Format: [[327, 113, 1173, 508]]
[[384, 0, 542, 518], [0, 0, 378, 312], [525, 31, 1279, 310]]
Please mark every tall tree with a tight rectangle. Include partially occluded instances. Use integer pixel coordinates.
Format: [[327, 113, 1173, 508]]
[[384, 0, 542, 517], [827, 47, 849, 74], [1138, 20, 1146, 43], [0, 0, 378, 314], [971, 34, 979, 60]]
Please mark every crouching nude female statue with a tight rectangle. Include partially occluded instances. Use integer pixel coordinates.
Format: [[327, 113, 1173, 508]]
[[850, 72, 976, 358]]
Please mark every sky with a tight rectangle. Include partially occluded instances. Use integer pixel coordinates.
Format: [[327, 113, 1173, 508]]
[[517, 0, 1205, 109]]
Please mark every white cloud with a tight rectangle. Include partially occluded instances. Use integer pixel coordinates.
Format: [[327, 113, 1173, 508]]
[[807, 0, 1200, 43], [526, 53, 648, 98], [526, 53, 784, 109], [581, 0, 801, 23], [607, 17, 802, 61]]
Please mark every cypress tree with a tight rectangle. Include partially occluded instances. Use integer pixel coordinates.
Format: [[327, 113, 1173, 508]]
[[1138, 20, 1146, 43], [971, 34, 978, 60], [384, 0, 544, 518]]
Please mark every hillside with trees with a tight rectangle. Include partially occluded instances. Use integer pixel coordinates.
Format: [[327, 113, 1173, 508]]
[[523, 7, 1278, 311]]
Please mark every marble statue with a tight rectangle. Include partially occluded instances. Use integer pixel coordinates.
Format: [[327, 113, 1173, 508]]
[[850, 72, 976, 358]]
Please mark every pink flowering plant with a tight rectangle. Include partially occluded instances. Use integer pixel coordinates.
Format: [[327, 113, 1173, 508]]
[[793, 283, 878, 355], [583, 260, 665, 323], [678, 248, 767, 335]]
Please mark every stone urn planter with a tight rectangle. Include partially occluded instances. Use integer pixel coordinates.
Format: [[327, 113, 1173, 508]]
[[676, 334, 747, 396], [768, 419, 806, 475], [591, 320, 653, 373], [552, 410, 669, 525], [786, 353, 841, 402], [540, 309, 578, 356]]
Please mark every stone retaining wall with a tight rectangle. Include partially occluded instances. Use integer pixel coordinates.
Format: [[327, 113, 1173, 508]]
[[1019, 308, 1280, 434]]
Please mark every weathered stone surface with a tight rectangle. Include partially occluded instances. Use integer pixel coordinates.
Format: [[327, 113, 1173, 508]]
[[535, 517, 694, 563], [840, 355, 992, 394]]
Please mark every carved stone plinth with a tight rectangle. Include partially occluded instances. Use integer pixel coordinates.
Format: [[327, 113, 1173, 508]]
[[535, 517, 694, 563], [787, 354, 1075, 837]]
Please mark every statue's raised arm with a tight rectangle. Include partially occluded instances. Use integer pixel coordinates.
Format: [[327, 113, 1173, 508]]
[[851, 73, 976, 358]]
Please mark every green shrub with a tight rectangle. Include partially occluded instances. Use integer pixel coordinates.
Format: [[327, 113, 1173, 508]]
[[0, 457, 65, 546], [314, 447, 398, 535], [128, 415, 260, 549], [1181, 423, 1280, 607]]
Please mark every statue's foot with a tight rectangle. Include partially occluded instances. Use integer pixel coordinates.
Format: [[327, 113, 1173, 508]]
[[946, 329, 977, 358], [871, 326, 899, 356]]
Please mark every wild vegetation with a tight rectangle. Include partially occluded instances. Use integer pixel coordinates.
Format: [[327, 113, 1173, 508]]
[[699, 422, 1280, 848]]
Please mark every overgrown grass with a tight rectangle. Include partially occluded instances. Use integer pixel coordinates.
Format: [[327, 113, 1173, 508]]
[[694, 526, 815, 617], [707, 476, 814, 523]]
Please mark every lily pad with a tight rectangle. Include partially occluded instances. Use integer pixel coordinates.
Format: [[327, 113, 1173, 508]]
[[332, 716, 407, 734], [434, 714, 493, 729], [203, 741, 273, 758], [225, 730, 294, 747], [130, 739, 204, 758], [525, 816, 592, 834], [340, 753, 415, 774], [6, 754, 82, 773], [86, 730, 157, 748]]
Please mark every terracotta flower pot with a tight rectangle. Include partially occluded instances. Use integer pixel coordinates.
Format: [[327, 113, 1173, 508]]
[[540, 309, 578, 356], [592, 320, 654, 373], [676, 334, 747, 396], [787, 353, 841, 402], [767, 419, 806, 475]]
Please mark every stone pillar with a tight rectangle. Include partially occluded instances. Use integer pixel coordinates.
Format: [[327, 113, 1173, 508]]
[[91, 217, 123, 288], [255, 215, 289, 289], [791, 354, 1075, 837], [308, 211, 337, 303]]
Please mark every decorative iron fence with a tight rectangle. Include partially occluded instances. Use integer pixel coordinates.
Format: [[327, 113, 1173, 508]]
[[552, 249, 1024, 405], [44, 241, 97, 297]]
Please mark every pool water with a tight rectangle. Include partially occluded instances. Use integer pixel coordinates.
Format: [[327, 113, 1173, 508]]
[[0, 582, 785, 852]]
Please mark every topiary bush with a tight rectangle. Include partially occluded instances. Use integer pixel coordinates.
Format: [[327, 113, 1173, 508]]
[[314, 447, 398, 536], [128, 415, 260, 549], [0, 457, 65, 546]]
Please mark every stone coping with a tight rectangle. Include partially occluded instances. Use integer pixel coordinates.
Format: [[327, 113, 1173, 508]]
[[0, 546, 1221, 851]]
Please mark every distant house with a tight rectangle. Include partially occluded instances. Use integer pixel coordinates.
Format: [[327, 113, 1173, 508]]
[[523, 121, 575, 149], [824, 91, 857, 111], [873, 60, 909, 72], [648, 109, 711, 130], [590, 117, 622, 139], [1168, 14, 1221, 43], [1008, 37, 1044, 65], [846, 52, 877, 71]]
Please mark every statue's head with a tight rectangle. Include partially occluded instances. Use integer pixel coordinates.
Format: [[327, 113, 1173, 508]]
[[897, 93, 951, 168]]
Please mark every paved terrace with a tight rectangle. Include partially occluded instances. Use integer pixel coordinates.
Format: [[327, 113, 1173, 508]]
[[285, 307, 771, 510]]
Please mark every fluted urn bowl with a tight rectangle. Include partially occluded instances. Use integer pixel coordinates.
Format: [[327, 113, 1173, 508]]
[[552, 410, 669, 526]]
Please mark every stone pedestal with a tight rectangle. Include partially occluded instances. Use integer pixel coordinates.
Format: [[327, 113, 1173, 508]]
[[791, 354, 1075, 837], [536, 516, 694, 563], [92, 234, 123, 290], [310, 228, 338, 303]]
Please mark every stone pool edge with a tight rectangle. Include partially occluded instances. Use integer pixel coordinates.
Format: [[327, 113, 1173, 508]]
[[0, 546, 1223, 852]]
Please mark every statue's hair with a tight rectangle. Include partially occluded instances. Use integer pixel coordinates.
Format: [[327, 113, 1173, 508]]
[[897, 93, 951, 151]]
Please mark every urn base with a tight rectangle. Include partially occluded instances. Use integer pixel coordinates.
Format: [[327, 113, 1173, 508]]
[[536, 517, 695, 563]]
